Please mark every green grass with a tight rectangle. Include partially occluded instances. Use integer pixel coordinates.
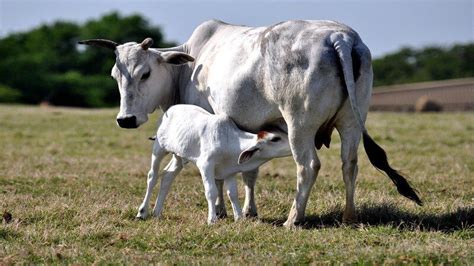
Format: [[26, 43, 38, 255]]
[[0, 105, 473, 264]]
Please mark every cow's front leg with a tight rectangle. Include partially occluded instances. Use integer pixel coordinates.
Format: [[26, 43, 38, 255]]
[[215, 179, 227, 218], [197, 160, 218, 224], [284, 126, 321, 228], [242, 169, 258, 218]]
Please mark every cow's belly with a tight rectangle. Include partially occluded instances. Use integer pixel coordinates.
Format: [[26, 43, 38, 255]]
[[198, 51, 281, 132], [219, 101, 280, 132], [208, 71, 281, 131]]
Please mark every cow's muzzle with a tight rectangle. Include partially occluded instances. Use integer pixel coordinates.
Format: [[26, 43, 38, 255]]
[[117, 115, 138, 129]]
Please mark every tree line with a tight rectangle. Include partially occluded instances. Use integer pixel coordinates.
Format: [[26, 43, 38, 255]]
[[0, 12, 174, 107], [0, 12, 472, 107]]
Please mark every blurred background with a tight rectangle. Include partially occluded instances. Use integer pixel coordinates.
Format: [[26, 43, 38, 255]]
[[0, 0, 472, 111]]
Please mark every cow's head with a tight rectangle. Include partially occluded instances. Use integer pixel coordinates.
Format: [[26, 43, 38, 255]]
[[79, 38, 194, 128]]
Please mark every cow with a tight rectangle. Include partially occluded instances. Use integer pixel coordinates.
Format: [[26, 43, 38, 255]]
[[79, 19, 422, 227]]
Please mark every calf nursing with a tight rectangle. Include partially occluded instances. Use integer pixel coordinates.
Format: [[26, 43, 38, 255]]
[[136, 104, 291, 224]]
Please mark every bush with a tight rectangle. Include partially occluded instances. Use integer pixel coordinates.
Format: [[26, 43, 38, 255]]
[[0, 84, 21, 103]]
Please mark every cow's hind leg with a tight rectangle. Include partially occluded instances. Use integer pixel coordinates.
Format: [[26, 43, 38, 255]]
[[336, 119, 361, 223], [137, 142, 167, 219], [283, 124, 321, 228], [242, 168, 258, 218]]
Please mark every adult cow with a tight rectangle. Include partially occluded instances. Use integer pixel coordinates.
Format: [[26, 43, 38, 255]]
[[80, 19, 421, 226]]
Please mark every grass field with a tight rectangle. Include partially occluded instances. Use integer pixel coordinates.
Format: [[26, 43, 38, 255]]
[[0, 105, 473, 264]]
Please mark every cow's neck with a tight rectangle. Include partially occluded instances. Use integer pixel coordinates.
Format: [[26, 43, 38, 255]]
[[157, 45, 192, 111], [156, 44, 213, 113]]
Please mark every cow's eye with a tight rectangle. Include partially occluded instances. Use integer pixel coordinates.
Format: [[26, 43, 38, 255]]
[[141, 71, 151, 80], [270, 136, 281, 142]]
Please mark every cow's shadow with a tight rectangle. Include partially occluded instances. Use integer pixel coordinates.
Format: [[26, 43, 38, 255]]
[[261, 203, 474, 232]]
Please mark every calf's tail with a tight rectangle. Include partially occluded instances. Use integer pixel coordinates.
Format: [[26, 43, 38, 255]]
[[332, 32, 423, 206]]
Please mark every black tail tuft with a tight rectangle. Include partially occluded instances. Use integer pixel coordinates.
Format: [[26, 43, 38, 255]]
[[362, 132, 423, 206]]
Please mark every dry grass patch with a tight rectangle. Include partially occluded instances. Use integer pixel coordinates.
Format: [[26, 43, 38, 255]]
[[1, 105, 473, 264]]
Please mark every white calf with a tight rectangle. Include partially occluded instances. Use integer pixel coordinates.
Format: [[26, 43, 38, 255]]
[[136, 104, 291, 224]]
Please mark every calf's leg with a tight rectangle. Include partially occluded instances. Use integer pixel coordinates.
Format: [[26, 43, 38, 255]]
[[137, 142, 167, 219], [152, 155, 183, 218], [197, 160, 218, 224], [224, 176, 243, 221], [242, 169, 259, 218]]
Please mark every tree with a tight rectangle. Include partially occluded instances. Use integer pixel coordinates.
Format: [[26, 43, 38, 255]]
[[0, 12, 175, 107], [372, 44, 474, 87]]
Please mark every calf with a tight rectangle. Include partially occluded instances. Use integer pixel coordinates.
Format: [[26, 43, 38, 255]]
[[136, 104, 291, 224]]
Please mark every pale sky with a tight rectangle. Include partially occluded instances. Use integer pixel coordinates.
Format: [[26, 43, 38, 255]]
[[0, 0, 472, 57]]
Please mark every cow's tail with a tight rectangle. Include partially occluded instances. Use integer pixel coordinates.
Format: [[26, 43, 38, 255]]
[[332, 33, 423, 206]]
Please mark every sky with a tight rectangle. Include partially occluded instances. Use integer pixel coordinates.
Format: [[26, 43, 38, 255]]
[[0, 0, 472, 58]]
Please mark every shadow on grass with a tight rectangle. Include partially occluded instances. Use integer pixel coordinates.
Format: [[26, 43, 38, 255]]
[[262, 203, 474, 232]]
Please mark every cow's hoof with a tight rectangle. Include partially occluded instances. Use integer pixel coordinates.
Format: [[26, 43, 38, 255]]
[[283, 215, 305, 229], [216, 208, 227, 219], [283, 219, 297, 229], [342, 215, 358, 225], [243, 210, 258, 219]]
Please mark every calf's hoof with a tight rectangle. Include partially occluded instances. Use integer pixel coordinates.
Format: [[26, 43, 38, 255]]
[[234, 214, 244, 222], [207, 217, 217, 225], [135, 208, 148, 220]]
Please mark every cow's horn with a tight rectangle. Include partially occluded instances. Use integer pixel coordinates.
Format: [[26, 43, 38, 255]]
[[141, 38, 154, 50], [78, 39, 119, 50]]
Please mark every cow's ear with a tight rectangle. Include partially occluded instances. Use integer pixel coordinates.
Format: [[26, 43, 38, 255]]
[[238, 146, 259, 164], [160, 51, 195, 65]]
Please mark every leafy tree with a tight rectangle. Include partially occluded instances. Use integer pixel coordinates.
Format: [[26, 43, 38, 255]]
[[373, 44, 474, 87], [0, 12, 175, 107]]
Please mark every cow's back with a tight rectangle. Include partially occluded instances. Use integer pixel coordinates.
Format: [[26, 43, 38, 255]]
[[184, 20, 371, 132]]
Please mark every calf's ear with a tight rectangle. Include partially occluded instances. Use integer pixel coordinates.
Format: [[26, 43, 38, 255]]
[[238, 147, 259, 164], [160, 51, 195, 65]]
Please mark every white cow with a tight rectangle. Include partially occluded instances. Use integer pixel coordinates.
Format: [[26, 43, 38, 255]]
[[137, 104, 291, 224], [80, 19, 421, 226]]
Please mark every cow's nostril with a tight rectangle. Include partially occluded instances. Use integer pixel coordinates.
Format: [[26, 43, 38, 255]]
[[117, 116, 138, 128]]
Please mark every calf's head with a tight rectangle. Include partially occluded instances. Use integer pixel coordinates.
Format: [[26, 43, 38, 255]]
[[238, 131, 291, 164], [79, 38, 194, 128]]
